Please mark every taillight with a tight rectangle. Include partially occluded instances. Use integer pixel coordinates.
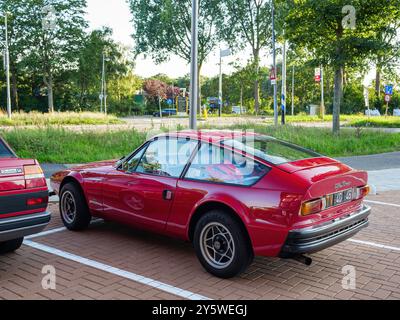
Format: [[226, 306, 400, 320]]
[[27, 197, 46, 206], [354, 185, 370, 200], [301, 198, 325, 216], [24, 165, 46, 189]]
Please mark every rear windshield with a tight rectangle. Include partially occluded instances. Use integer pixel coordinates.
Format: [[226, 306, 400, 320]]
[[0, 139, 14, 158], [222, 136, 320, 165]]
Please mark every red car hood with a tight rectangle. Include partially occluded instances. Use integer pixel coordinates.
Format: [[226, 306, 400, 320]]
[[71, 159, 118, 171]]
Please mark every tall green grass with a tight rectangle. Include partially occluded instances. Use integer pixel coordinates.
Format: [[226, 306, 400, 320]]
[[1, 125, 399, 163], [347, 117, 400, 128], [1, 127, 146, 163], [0, 111, 124, 126]]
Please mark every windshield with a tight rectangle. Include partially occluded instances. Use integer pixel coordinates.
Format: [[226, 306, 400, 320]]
[[0, 139, 15, 159], [222, 136, 320, 165]]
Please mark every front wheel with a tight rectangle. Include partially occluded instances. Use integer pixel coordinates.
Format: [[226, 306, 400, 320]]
[[60, 182, 91, 231], [0, 238, 23, 254], [193, 210, 253, 279]]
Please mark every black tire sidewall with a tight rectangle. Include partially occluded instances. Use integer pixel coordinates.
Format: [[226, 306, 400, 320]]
[[59, 183, 91, 231], [0, 237, 23, 254], [193, 210, 253, 279]]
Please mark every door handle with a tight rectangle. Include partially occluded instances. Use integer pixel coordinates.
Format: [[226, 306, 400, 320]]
[[163, 190, 173, 201]]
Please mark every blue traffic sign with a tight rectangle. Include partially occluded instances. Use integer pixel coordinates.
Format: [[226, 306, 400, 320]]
[[385, 85, 394, 95], [166, 99, 173, 105]]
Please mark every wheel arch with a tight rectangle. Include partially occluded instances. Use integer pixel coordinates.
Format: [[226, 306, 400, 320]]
[[187, 201, 253, 250], [60, 174, 86, 201]]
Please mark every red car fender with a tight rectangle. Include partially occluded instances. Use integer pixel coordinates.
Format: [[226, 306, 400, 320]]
[[184, 192, 252, 240]]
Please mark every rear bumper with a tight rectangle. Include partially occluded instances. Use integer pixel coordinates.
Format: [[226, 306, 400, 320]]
[[0, 211, 51, 242], [280, 205, 371, 257]]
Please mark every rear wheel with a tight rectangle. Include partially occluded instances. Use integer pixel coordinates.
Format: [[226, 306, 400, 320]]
[[193, 210, 253, 279], [0, 238, 23, 254], [60, 182, 91, 231]]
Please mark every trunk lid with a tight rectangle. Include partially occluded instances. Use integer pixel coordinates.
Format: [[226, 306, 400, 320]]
[[283, 158, 369, 229], [0, 159, 37, 192], [280, 158, 368, 199]]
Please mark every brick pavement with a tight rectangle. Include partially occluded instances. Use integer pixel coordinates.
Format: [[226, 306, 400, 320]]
[[0, 193, 399, 300]]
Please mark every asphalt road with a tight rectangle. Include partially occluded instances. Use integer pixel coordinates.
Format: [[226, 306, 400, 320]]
[[337, 152, 400, 171]]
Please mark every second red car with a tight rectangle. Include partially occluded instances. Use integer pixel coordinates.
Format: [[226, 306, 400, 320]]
[[51, 130, 371, 278]]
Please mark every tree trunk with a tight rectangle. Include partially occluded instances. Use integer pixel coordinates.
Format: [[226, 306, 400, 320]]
[[47, 74, 54, 113], [240, 85, 243, 114], [333, 66, 343, 135], [253, 50, 260, 115], [375, 67, 381, 98], [11, 69, 19, 111]]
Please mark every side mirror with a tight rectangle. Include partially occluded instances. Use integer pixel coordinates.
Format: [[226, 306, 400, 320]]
[[115, 156, 125, 169]]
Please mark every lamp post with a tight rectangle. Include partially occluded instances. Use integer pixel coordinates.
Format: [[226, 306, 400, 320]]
[[218, 48, 231, 117], [189, 0, 199, 130], [100, 51, 110, 114], [2, 12, 11, 119], [271, 0, 278, 126]]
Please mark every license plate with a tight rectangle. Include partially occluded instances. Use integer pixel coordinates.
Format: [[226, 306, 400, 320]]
[[334, 189, 353, 205]]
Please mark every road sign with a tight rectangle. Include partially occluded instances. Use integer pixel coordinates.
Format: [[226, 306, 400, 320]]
[[166, 99, 173, 105], [314, 68, 321, 82], [220, 48, 231, 58], [385, 85, 394, 95], [385, 94, 391, 103], [270, 68, 276, 85]]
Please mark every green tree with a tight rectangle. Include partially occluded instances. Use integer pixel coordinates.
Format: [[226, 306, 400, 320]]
[[284, 0, 400, 134], [128, 0, 224, 100], [220, 0, 272, 114], [20, 0, 88, 112]]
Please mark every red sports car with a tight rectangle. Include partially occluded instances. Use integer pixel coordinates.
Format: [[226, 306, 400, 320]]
[[0, 137, 50, 254], [51, 130, 371, 278]]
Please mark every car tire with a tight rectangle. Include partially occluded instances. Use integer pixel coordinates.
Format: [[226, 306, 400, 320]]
[[193, 210, 254, 279], [60, 182, 91, 231], [0, 238, 23, 254]]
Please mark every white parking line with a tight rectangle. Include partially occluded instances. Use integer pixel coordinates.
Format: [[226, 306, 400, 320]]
[[347, 239, 400, 252], [25, 227, 67, 240], [23, 240, 211, 301], [365, 200, 400, 208]]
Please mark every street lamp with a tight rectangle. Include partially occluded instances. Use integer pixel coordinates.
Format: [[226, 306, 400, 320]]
[[271, 0, 278, 126], [1, 12, 11, 119], [218, 48, 231, 117], [100, 51, 110, 114], [189, 0, 199, 130]]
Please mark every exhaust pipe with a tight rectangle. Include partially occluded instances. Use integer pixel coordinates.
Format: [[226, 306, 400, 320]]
[[293, 255, 313, 266]]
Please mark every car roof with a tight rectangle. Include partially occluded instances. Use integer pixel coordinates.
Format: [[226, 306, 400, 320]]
[[156, 130, 266, 143]]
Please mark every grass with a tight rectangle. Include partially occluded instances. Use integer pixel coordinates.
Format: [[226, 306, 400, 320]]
[[347, 117, 400, 128], [1, 124, 399, 163], [0, 111, 124, 126], [200, 123, 400, 158], [1, 127, 146, 163], [276, 114, 365, 123]]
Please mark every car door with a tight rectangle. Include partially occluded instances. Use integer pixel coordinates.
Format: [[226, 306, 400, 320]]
[[102, 137, 198, 233]]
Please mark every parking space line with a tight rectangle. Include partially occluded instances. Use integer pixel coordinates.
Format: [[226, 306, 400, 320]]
[[365, 200, 400, 208], [23, 240, 211, 301], [25, 227, 67, 240], [347, 239, 400, 252]]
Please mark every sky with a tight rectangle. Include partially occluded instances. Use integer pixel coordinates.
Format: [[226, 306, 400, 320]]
[[85, 0, 271, 79], [85, 0, 377, 85]]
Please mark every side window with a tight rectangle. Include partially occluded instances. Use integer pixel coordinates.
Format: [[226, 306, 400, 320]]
[[135, 138, 198, 178], [122, 146, 147, 173], [0, 140, 14, 158], [185, 143, 270, 186]]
